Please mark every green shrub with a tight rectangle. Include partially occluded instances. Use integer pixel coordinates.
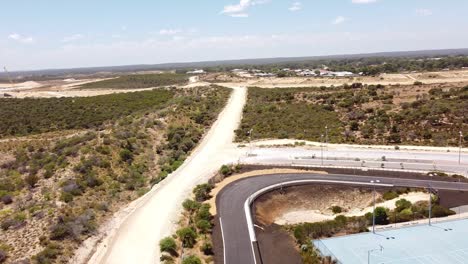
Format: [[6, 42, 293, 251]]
[[200, 242, 214, 255], [220, 165, 233, 176], [374, 207, 389, 225], [176, 227, 197, 248], [193, 184, 213, 202], [182, 255, 202, 264], [159, 237, 178, 256], [382, 191, 399, 201], [195, 204, 212, 222], [196, 220, 212, 234], [33, 242, 62, 264], [182, 199, 201, 213], [395, 199, 412, 212], [331, 206, 343, 214]]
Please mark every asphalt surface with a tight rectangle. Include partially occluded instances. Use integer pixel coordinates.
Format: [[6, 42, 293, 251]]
[[216, 173, 468, 264], [243, 148, 468, 175]]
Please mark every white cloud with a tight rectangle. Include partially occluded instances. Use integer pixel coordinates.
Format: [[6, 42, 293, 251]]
[[230, 13, 249, 18], [159, 29, 182, 35], [416, 9, 432, 16], [62, 34, 84, 43], [8, 33, 34, 44], [289, 2, 302, 12], [221, 0, 269, 17], [332, 16, 346, 25], [352, 0, 377, 4]]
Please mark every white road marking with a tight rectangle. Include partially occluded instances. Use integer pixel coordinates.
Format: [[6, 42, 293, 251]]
[[219, 217, 227, 264]]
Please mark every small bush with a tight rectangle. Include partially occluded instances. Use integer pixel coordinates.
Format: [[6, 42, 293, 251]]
[[200, 242, 214, 255], [176, 227, 197, 248], [331, 206, 343, 214], [33, 242, 62, 264], [182, 255, 202, 264], [382, 191, 399, 201], [220, 165, 233, 176], [159, 237, 178, 256], [182, 199, 201, 213], [193, 184, 213, 202], [196, 219, 212, 234]]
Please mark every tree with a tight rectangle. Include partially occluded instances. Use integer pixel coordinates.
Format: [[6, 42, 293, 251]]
[[193, 184, 213, 202], [395, 199, 412, 212], [200, 241, 214, 255], [176, 227, 197, 248], [374, 207, 389, 225], [159, 237, 178, 256], [182, 199, 201, 213], [196, 219, 212, 234], [182, 255, 202, 264]]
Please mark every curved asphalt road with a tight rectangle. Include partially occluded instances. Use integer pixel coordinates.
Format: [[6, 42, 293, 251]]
[[216, 173, 468, 264]]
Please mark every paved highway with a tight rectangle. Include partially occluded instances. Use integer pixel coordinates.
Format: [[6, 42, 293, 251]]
[[242, 147, 468, 175], [216, 173, 468, 264]]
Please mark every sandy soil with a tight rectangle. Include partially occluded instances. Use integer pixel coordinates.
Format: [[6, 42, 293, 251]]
[[0, 78, 147, 98], [275, 192, 428, 225], [217, 69, 468, 89], [247, 139, 468, 153], [72, 86, 247, 264], [255, 185, 376, 226]]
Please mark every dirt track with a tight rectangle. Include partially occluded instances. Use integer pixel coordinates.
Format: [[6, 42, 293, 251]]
[[72, 86, 247, 264]]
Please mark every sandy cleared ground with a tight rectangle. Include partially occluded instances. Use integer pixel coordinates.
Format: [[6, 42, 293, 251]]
[[247, 139, 468, 153], [217, 69, 468, 88], [72, 86, 246, 264], [275, 192, 428, 225]]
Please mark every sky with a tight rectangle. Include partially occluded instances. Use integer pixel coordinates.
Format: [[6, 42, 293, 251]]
[[2, 0, 468, 71]]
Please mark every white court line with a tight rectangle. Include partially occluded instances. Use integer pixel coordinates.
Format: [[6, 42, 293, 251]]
[[219, 217, 227, 264]]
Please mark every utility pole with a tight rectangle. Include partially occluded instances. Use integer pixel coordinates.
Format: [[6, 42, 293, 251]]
[[459, 131, 463, 165], [325, 125, 329, 152], [428, 188, 432, 226], [371, 180, 380, 233], [248, 128, 253, 157], [320, 134, 324, 166]]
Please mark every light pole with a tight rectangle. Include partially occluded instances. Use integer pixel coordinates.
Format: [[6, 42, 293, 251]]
[[368, 245, 384, 264], [248, 128, 253, 157], [459, 131, 463, 165], [320, 134, 324, 165], [325, 125, 329, 152], [371, 180, 380, 233], [428, 189, 432, 226]]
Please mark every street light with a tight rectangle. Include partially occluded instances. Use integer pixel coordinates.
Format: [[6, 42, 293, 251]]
[[248, 128, 254, 157], [320, 134, 324, 165], [459, 131, 463, 165], [325, 125, 329, 152], [368, 245, 384, 264], [371, 180, 380, 234]]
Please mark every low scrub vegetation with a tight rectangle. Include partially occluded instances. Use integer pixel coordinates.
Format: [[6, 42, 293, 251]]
[[0, 85, 230, 262], [237, 86, 467, 146], [0, 89, 174, 138], [80, 73, 189, 89], [160, 183, 215, 264]]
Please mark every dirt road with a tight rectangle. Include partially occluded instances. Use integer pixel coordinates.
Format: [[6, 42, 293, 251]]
[[75, 86, 246, 264]]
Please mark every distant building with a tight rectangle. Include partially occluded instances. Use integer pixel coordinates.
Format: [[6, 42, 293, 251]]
[[332, 71, 354, 77], [186, 69, 205, 74]]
